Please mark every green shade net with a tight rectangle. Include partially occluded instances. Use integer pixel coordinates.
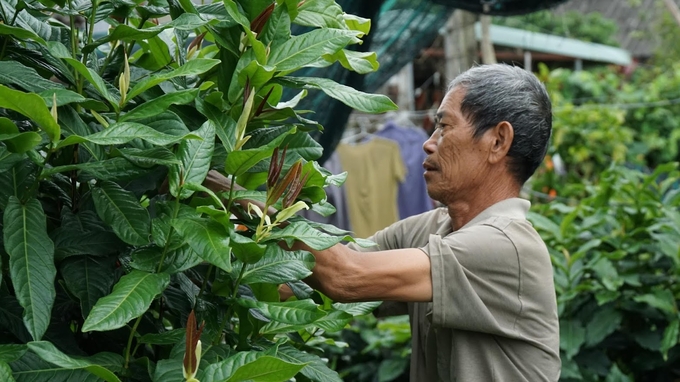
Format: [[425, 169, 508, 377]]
[[291, 0, 568, 163]]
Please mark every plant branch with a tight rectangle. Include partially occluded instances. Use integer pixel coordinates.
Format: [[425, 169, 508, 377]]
[[84, 0, 99, 64], [124, 315, 144, 369], [157, 195, 182, 273]]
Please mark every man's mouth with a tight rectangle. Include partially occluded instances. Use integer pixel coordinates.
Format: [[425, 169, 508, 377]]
[[423, 162, 437, 172]]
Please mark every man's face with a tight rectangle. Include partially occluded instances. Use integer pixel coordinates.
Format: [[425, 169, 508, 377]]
[[422, 88, 491, 204]]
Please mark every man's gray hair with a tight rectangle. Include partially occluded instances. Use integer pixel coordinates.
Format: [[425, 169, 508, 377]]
[[448, 64, 552, 184]]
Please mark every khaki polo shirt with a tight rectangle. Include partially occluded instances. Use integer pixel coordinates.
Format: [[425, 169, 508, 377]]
[[352, 198, 560, 381]]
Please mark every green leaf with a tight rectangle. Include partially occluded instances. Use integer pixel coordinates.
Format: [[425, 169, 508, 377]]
[[120, 89, 199, 122], [269, 28, 360, 72], [0, 22, 47, 45], [40, 88, 108, 111], [560, 319, 585, 360], [0, 362, 15, 382], [378, 358, 408, 382], [0, 344, 27, 363], [0, 61, 61, 92], [0, 119, 42, 153], [57, 122, 200, 148], [333, 301, 382, 316], [661, 319, 679, 360], [128, 58, 220, 99], [324, 49, 379, 74], [225, 127, 295, 176], [634, 290, 677, 316], [169, 121, 215, 199], [225, 356, 306, 382], [82, 270, 170, 332], [27, 341, 121, 382], [83, 13, 214, 54], [294, 0, 344, 29], [237, 298, 326, 325], [266, 220, 346, 250], [42, 157, 151, 182], [585, 305, 622, 347], [10, 352, 101, 382], [605, 363, 632, 382], [61, 257, 117, 318], [229, 230, 267, 264], [288, 77, 397, 113], [3, 197, 56, 341], [312, 309, 353, 332], [277, 345, 342, 382], [240, 247, 313, 284], [172, 218, 232, 272], [130, 245, 201, 274], [115, 147, 180, 168], [92, 181, 151, 246], [200, 350, 263, 382], [61, 58, 118, 109], [139, 329, 186, 345], [0, 84, 60, 141]]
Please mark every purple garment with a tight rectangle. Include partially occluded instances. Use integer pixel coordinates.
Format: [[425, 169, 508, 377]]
[[376, 121, 433, 219]]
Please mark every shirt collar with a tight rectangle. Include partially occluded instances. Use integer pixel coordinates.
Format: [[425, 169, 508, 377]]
[[436, 198, 531, 235]]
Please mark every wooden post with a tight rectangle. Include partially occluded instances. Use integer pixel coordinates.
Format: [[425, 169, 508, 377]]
[[480, 15, 497, 64], [443, 10, 478, 83]]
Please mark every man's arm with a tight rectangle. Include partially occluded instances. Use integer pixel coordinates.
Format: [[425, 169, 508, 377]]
[[291, 242, 433, 303], [205, 170, 433, 303]]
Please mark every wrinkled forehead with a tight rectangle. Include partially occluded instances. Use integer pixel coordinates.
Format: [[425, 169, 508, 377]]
[[435, 87, 466, 122]]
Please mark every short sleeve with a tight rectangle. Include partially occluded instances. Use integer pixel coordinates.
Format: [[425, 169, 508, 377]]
[[421, 224, 523, 336]]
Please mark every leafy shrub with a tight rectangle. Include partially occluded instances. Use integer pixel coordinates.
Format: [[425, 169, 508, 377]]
[[530, 163, 680, 381], [0, 0, 396, 380]]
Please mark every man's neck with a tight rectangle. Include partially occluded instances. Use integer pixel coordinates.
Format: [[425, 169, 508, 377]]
[[445, 180, 520, 232]]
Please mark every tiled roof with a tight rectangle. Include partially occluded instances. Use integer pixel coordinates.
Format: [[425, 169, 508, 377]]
[[554, 0, 680, 57]]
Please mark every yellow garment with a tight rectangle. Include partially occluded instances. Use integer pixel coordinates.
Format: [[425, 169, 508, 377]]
[[336, 138, 406, 238]]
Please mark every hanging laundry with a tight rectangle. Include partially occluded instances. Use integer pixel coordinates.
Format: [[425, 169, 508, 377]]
[[376, 120, 433, 219], [336, 138, 406, 238]]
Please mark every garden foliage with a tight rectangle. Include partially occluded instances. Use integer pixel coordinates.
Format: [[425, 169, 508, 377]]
[[0, 0, 396, 381]]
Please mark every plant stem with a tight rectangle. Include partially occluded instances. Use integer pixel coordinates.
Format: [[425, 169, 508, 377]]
[[25, 143, 55, 202], [197, 265, 214, 302], [157, 195, 181, 273], [124, 315, 143, 369], [225, 175, 237, 212], [213, 262, 248, 345], [84, 0, 99, 64]]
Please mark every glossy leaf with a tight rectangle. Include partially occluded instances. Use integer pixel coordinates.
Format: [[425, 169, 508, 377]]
[[0, 344, 27, 363], [61, 257, 116, 317], [0, 22, 47, 45], [92, 181, 151, 246], [269, 28, 360, 72], [0, 362, 15, 382], [140, 329, 186, 345], [128, 58, 220, 99], [120, 89, 199, 122], [265, 220, 347, 250], [0, 130, 42, 154], [115, 147, 181, 168], [230, 231, 267, 264], [237, 298, 326, 325], [57, 122, 200, 148], [3, 197, 56, 341], [200, 350, 263, 382], [82, 270, 170, 332], [240, 247, 314, 284], [10, 351, 101, 382], [278, 345, 342, 382], [0, 61, 61, 92], [225, 127, 295, 176], [172, 218, 232, 272], [27, 341, 121, 382], [225, 356, 305, 382], [560, 319, 585, 360], [83, 13, 214, 54], [168, 121, 216, 199], [288, 77, 397, 113], [42, 157, 151, 182], [661, 319, 679, 360], [325, 49, 379, 74], [0, 84, 60, 142], [61, 58, 118, 108]]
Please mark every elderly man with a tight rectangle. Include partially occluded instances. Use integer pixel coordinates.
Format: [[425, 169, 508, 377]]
[[294, 64, 560, 381], [206, 64, 560, 381]]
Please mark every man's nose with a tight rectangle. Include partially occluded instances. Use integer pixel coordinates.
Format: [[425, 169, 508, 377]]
[[423, 131, 437, 155]]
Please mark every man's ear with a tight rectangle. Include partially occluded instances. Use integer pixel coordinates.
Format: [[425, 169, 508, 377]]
[[488, 121, 514, 164]]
